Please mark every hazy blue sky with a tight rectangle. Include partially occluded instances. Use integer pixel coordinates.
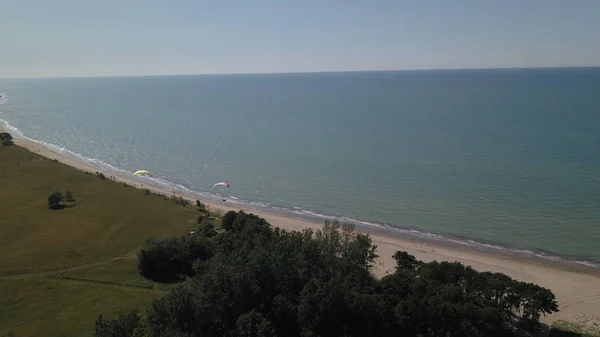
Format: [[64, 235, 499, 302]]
[[1, 0, 599, 78]]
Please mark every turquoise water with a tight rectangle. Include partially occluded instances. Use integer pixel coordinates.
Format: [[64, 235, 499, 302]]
[[1, 68, 599, 264]]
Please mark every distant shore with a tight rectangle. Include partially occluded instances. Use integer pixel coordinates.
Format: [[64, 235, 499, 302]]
[[3, 126, 600, 327]]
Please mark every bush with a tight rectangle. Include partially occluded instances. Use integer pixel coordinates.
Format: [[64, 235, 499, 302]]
[[48, 190, 64, 209], [95, 309, 143, 337], [0, 132, 13, 146], [170, 195, 190, 206]]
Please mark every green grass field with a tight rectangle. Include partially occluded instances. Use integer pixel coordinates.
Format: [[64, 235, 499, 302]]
[[550, 320, 600, 337], [0, 144, 204, 336]]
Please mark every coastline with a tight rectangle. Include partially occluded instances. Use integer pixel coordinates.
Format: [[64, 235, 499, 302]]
[[3, 126, 600, 326]]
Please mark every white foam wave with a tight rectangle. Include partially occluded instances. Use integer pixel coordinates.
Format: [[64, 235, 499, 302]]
[[0, 119, 24, 136], [1, 117, 144, 181], [280, 206, 600, 269], [573, 260, 600, 268]]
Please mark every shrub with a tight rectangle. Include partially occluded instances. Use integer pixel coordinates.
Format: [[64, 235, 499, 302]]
[[48, 190, 64, 209], [95, 309, 143, 337], [0, 132, 13, 146]]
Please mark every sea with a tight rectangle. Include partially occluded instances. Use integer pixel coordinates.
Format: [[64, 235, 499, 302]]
[[1, 68, 599, 267]]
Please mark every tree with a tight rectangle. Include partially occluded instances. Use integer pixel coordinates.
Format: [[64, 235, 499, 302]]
[[48, 190, 64, 209], [112, 211, 559, 337], [200, 222, 217, 238], [0, 132, 13, 146], [137, 236, 213, 282], [95, 309, 143, 337], [392, 251, 422, 272], [222, 211, 238, 231], [230, 310, 276, 337], [65, 190, 74, 202]]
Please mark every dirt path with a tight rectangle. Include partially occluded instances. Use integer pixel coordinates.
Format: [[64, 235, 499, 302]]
[[46, 276, 168, 294], [0, 255, 169, 295]]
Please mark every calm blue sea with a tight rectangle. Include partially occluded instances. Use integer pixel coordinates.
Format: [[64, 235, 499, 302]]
[[1, 68, 599, 264]]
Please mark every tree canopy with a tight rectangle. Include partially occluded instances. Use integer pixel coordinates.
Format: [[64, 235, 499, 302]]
[[48, 190, 64, 209], [0, 132, 14, 146], [99, 211, 558, 337]]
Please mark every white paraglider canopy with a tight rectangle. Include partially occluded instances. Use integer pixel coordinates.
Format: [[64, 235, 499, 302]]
[[211, 181, 230, 192]]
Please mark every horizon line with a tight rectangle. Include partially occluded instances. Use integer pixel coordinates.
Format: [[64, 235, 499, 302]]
[[2, 65, 599, 81]]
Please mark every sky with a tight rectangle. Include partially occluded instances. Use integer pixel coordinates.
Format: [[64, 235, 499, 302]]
[[1, 0, 600, 78]]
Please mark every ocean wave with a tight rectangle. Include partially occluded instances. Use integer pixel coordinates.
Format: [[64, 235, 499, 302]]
[[0, 118, 24, 137], [1, 117, 150, 182], [1, 117, 211, 198], [0, 92, 6, 106], [1, 115, 598, 269]]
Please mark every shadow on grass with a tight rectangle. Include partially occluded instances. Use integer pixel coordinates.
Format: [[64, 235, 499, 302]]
[[49, 204, 77, 210], [145, 274, 187, 284], [549, 328, 584, 337]]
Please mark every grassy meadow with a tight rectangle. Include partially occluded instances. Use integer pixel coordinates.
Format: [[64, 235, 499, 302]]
[[0, 144, 207, 336]]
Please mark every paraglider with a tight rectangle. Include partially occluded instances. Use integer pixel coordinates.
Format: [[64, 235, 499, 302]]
[[211, 181, 230, 193], [133, 170, 151, 176]]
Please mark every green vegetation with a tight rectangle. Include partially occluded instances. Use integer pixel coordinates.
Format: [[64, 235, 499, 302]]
[[550, 320, 600, 337], [95, 309, 143, 337], [0, 132, 14, 146], [0, 145, 203, 336], [137, 236, 212, 283], [48, 190, 65, 209], [195, 199, 206, 211], [170, 195, 191, 206], [93, 211, 558, 337]]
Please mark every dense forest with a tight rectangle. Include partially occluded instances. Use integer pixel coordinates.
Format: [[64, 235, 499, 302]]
[[96, 211, 558, 337]]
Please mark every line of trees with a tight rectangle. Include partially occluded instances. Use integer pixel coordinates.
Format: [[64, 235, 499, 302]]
[[96, 211, 558, 337]]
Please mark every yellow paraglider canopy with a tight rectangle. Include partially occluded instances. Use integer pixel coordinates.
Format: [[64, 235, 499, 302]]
[[133, 170, 150, 176]]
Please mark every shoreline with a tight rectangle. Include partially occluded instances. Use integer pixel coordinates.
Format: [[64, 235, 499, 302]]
[[3, 126, 600, 325], [2, 119, 599, 271]]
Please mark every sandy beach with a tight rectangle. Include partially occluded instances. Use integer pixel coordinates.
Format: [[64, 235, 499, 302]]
[[3, 127, 600, 328]]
